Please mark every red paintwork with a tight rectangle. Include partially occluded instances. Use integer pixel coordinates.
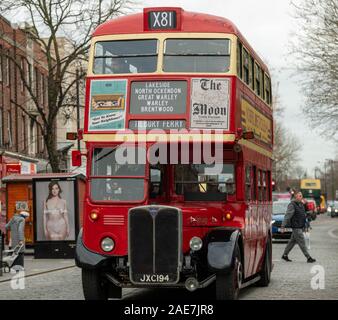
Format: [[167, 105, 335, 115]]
[[82, 8, 273, 280]]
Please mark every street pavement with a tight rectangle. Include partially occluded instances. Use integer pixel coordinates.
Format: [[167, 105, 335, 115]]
[[0, 213, 337, 300]]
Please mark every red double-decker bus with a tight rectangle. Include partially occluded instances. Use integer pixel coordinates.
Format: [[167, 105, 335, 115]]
[[74, 7, 273, 300]]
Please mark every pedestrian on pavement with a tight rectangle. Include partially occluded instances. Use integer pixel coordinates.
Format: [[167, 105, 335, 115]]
[[281, 191, 316, 263], [5, 209, 29, 270]]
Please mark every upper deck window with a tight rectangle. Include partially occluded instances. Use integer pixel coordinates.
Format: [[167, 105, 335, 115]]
[[93, 39, 158, 74], [163, 39, 230, 73]]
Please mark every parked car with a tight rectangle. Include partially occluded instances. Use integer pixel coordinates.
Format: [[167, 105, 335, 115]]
[[327, 201, 338, 218], [272, 201, 292, 239]]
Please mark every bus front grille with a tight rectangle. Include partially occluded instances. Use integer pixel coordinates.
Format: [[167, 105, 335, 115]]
[[128, 206, 181, 285]]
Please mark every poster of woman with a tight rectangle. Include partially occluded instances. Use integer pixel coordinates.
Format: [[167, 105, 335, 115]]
[[35, 180, 76, 242]]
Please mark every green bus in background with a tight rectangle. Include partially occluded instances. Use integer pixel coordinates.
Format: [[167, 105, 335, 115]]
[[300, 179, 326, 213]]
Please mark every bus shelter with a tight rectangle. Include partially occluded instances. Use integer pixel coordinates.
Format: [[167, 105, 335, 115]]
[[2, 173, 86, 259]]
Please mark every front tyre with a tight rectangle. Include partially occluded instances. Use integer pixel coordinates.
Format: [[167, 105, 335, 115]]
[[215, 244, 243, 300], [82, 269, 121, 300]]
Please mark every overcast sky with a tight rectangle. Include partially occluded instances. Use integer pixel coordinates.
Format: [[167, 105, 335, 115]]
[[143, 0, 336, 176]]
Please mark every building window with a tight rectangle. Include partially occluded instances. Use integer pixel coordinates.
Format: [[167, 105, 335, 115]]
[[29, 119, 37, 155], [22, 115, 26, 151], [41, 130, 44, 152], [0, 111, 3, 146], [7, 111, 12, 147], [27, 63, 32, 87], [0, 45, 3, 82], [20, 58, 25, 92], [42, 75, 46, 105], [34, 67, 39, 97], [6, 55, 10, 86]]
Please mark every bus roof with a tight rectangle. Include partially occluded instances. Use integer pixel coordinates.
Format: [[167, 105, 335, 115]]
[[300, 179, 321, 190], [93, 7, 269, 73]]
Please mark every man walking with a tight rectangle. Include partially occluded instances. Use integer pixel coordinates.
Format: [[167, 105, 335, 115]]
[[5, 210, 29, 270], [281, 191, 316, 263]]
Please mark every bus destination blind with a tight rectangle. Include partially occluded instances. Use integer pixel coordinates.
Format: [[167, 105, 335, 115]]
[[148, 11, 177, 30]]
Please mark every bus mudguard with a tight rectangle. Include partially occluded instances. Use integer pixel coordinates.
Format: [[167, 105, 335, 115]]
[[75, 229, 107, 269], [207, 228, 241, 271]]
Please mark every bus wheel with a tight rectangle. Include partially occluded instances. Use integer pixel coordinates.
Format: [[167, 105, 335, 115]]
[[82, 269, 121, 300], [215, 245, 242, 300], [257, 239, 272, 287]]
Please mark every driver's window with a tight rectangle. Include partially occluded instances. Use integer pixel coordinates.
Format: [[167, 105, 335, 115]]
[[149, 166, 164, 198]]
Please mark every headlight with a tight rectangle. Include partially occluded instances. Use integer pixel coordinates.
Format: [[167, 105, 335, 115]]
[[101, 237, 115, 252], [328, 207, 332, 212], [271, 220, 276, 225], [335, 209, 338, 213], [189, 237, 203, 251]]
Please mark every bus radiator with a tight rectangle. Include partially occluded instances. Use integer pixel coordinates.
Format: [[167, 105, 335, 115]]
[[128, 206, 182, 284]]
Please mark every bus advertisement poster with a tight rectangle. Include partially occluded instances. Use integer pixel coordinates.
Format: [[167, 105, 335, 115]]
[[89, 79, 127, 131], [190, 78, 230, 129]]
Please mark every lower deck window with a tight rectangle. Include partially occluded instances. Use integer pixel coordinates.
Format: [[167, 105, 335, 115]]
[[90, 146, 146, 202], [174, 164, 235, 201], [90, 178, 144, 201]]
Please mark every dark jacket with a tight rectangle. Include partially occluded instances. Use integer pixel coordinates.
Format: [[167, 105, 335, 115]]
[[282, 200, 307, 229]]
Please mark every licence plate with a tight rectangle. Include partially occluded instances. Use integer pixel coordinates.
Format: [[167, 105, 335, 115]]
[[278, 228, 292, 232], [138, 274, 170, 283]]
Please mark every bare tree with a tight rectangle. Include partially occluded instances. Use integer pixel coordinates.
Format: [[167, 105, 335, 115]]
[[271, 70, 303, 188], [0, 0, 134, 171], [293, 165, 306, 180], [273, 120, 302, 188], [290, 0, 338, 140]]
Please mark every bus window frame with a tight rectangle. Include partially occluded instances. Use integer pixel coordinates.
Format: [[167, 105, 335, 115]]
[[162, 38, 232, 73], [237, 40, 243, 79], [245, 165, 252, 201], [92, 38, 160, 75], [264, 74, 272, 105], [88, 144, 149, 204], [236, 41, 272, 108], [173, 162, 236, 200], [252, 165, 258, 201]]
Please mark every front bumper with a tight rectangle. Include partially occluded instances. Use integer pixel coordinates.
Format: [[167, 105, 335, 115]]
[[75, 229, 108, 270]]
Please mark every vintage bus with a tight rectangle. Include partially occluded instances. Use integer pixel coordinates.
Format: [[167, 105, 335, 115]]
[[300, 178, 325, 213], [73, 7, 273, 300]]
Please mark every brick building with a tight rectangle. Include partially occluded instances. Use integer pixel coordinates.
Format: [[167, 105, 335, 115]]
[[0, 15, 86, 174], [0, 15, 49, 170]]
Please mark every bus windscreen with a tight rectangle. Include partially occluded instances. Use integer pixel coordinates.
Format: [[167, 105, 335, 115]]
[[93, 39, 158, 74], [163, 38, 231, 72]]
